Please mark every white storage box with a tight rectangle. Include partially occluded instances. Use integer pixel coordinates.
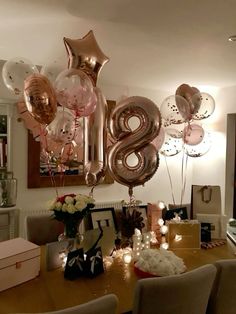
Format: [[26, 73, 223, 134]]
[[0, 237, 40, 292]]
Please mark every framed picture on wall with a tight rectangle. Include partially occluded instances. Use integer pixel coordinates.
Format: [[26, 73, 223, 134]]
[[89, 207, 118, 232]]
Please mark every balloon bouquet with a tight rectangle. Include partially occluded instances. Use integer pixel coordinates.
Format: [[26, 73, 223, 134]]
[[158, 83, 215, 204], [2, 31, 162, 204]]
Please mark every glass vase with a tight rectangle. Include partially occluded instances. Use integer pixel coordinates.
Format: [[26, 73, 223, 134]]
[[58, 219, 84, 250]]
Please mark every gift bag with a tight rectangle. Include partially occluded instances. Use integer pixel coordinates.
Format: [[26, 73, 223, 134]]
[[191, 185, 221, 218], [64, 248, 85, 280], [85, 246, 104, 278]]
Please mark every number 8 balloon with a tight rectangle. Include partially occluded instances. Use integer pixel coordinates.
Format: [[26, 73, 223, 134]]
[[108, 96, 162, 197]]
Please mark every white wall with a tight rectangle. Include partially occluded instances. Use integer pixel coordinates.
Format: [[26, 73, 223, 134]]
[[191, 85, 236, 218], [1, 81, 195, 213], [5, 78, 236, 217]]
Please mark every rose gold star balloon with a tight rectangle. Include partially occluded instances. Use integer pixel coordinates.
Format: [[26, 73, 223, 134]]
[[64, 30, 109, 86]]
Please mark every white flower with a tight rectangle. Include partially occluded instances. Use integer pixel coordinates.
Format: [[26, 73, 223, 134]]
[[65, 196, 74, 204], [47, 199, 56, 211], [62, 203, 68, 212], [55, 201, 62, 211], [75, 199, 86, 211], [67, 204, 76, 214], [75, 194, 94, 204]]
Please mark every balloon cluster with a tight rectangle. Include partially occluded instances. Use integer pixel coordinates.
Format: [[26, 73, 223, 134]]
[[3, 30, 162, 199], [157, 84, 215, 158], [2, 31, 108, 188]]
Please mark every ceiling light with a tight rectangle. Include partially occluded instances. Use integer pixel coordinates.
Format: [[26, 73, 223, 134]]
[[228, 35, 236, 42]]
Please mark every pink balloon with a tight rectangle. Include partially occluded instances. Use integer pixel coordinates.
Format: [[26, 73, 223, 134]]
[[183, 123, 204, 146], [152, 127, 165, 150], [185, 130, 211, 157]]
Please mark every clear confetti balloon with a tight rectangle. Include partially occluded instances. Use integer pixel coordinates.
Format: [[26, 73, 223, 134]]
[[46, 107, 82, 145], [2, 57, 38, 96], [160, 95, 190, 125], [54, 68, 97, 117], [192, 93, 215, 120], [184, 130, 211, 157], [160, 128, 183, 156]]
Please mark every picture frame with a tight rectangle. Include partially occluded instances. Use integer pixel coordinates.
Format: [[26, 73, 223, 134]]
[[164, 206, 188, 221], [89, 207, 118, 232], [122, 205, 148, 232], [27, 100, 116, 188]]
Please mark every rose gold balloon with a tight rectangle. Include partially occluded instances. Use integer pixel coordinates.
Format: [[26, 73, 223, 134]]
[[17, 100, 45, 141], [84, 87, 108, 186], [108, 96, 161, 195], [64, 30, 109, 86], [24, 73, 57, 125], [176, 84, 201, 117]]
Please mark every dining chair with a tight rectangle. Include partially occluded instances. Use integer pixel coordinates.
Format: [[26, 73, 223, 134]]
[[207, 259, 236, 314], [25, 213, 64, 245], [132, 264, 216, 314], [14, 293, 118, 314]]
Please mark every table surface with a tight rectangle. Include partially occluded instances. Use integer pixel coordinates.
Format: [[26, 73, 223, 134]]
[[0, 239, 236, 314]]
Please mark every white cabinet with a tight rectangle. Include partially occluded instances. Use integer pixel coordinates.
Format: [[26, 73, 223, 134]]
[[0, 208, 18, 241]]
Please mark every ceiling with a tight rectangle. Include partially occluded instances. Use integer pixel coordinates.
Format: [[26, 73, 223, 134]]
[[0, 0, 236, 93]]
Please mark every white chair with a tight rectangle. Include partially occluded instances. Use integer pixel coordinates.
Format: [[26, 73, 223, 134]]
[[14, 293, 118, 314], [207, 259, 236, 314], [25, 213, 64, 245], [132, 264, 216, 314]]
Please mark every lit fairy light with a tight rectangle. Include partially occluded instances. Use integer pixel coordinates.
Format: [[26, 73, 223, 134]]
[[160, 225, 168, 235], [158, 218, 164, 226], [160, 242, 169, 250]]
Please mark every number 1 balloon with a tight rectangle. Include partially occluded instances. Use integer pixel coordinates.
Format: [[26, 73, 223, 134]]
[[84, 87, 108, 187]]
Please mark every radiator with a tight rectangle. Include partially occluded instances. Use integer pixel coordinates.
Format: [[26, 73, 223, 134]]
[[19, 200, 123, 239]]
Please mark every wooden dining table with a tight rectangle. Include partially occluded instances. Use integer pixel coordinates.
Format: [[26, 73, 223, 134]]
[[0, 239, 235, 314]]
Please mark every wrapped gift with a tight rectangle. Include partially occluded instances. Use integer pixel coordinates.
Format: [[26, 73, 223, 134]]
[[85, 246, 104, 278], [0, 238, 40, 292], [167, 220, 200, 249], [64, 248, 85, 280]]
